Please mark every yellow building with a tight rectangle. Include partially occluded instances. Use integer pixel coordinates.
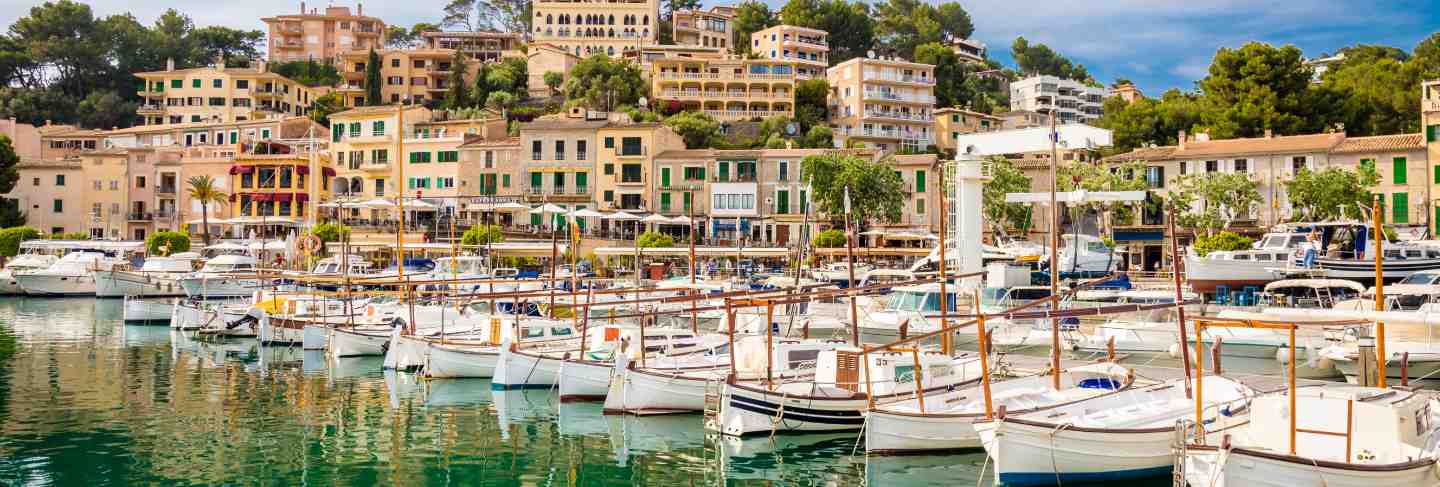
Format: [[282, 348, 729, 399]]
[[751, 25, 829, 79], [530, 0, 660, 57], [262, 3, 385, 63], [336, 49, 468, 107], [934, 107, 1002, 153], [652, 58, 797, 121], [228, 147, 333, 222], [135, 59, 321, 126], [594, 122, 686, 215], [329, 105, 427, 221], [1424, 79, 1440, 234], [827, 56, 937, 153], [672, 7, 734, 51]]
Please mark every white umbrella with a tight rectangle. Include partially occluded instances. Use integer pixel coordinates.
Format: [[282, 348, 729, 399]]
[[493, 202, 529, 211], [640, 213, 671, 224], [860, 229, 888, 236], [530, 203, 566, 214], [205, 242, 247, 251], [603, 211, 640, 221], [361, 198, 395, 208], [571, 208, 606, 218], [403, 199, 437, 209], [187, 217, 231, 225], [669, 215, 693, 224]]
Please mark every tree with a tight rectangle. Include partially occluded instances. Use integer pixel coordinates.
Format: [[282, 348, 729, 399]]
[[309, 92, 345, 126], [637, 231, 675, 248], [562, 55, 647, 111], [732, 1, 777, 56], [802, 125, 833, 149], [780, 0, 874, 64], [1197, 42, 1319, 139], [914, 42, 962, 106], [385, 23, 440, 49], [0, 136, 22, 195], [874, 0, 972, 58], [543, 71, 563, 97], [445, 50, 471, 109], [76, 91, 137, 129], [799, 152, 906, 224], [270, 59, 342, 87], [1168, 172, 1263, 235], [1318, 53, 1420, 136], [461, 224, 504, 246], [364, 49, 382, 106], [308, 222, 351, 244], [1057, 159, 1149, 236], [443, 0, 498, 31], [1096, 88, 1205, 151], [1282, 166, 1378, 221], [793, 78, 828, 129], [1192, 231, 1254, 257], [981, 157, 1032, 238], [485, 91, 516, 111], [186, 175, 226, 246], [1011, 36, 1091, 81], [145, 231, 191, 256], [0, 227, 40, 258], [664, 111, 720, 148], [812, 229, 846, 248], [1414, 32, 1440, 78]]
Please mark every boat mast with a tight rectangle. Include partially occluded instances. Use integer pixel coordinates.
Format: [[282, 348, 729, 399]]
[[1373, 194, 1387, 387], [548, 196, 558, 319], [688, 190, 697, 334], [395, 103, 413, 334], [1169, 205, 1193, 397], [1047, 114, 1061, 389], [938, 163, 950, 356], [786, 177, 813, 336], [845, 186, 860, 347]]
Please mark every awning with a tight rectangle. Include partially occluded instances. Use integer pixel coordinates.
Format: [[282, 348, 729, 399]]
[[273, 193, 294, 202], [229, 165, 254, 175], [251, 193, 273, 202], [295, 166, 309, 175], [322, 167, 336, 177], [295, 193, 310, 202], [594, 246, 790, 258]]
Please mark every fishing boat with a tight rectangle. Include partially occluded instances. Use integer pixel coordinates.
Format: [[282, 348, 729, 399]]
[[14, 251, 125, 296], [177, 254, 263, 298], [0, 254, 57, 294], [94, 253, 202, 297], [122, 296, 176, 323], [810, 262, 874, 287], [553, 325, 730, 401], [603, 337, 847, 415], [974, 375, 1254, 485], [1184, 386, 1440, 487], [865, 362, 1134, 454], [1184, 230, 1312, 293], [1283, 221, 1440, 282], [709, 348, 985, 436], [1320, 342, 1440, 385]]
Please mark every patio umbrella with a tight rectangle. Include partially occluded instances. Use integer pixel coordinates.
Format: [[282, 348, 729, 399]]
[[493, 202, 529, 211], [603, 211, 640, 220], [640, 213, 671, 224], [669, 215, 693, 225], [205, 242, 247, 251], [403, 199, 437, 209], [530, 203, 566, 214], [361, 198, 395, 208], [571, 208, 606, 218]]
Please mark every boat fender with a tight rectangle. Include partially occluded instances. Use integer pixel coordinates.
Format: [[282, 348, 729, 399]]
[[1276, 348, 1291, 364], [1167, 343, 1182, 358]]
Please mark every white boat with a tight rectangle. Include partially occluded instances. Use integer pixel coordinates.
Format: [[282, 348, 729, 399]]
[[171, 297, 252, 331], [974, 375, 1253, 486], [1047, 233, 1122, 277], [553, 327, 730, 401], [865, 362, 1133, 454], [178, 254, 263, 298], [1184, 386, 1440, 487], [603, 337, 845, 415], [418, 317, 584, 377], [1184, 230, 1310, 294], [810, 262, 874, 286], [94, 253, 201, 297], [14, 251, 122, 296], [710, 348, 985, 436], [0, 254, 57, 294], [123, 296, 175, 323], [1362, 269, 1440, 310], [1321, 341, 1440, 384], [1284, 222, 1440, 281]]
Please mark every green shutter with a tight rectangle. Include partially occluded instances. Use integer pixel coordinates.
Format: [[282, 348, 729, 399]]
[[661, 167, 671, 187], [777, 190, 789, 214], [1429, 125, 1438, 142], [1394, 192, 1409, 224], [531, 213, 541, 226], [799, 190, 807, 213], [660, 192, 671, 210], [229, 132, 237, 144], [332, 124, 342, 142], [349, 123, 360, 137], [502, 174, 510, 188], [683, 191, 692, 211], [575, 172, 587, 190], [191, 79, 200, 88], [373, 121, 385, 135], [1394, 157, 1407, 185], [718, 162, 728, 181], [697, 167, 705, 180], [530, 172, 542, 189], [553, 172, 564, 188], [915, 170, 926, 193]]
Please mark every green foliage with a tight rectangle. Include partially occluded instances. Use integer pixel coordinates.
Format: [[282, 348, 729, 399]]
[[443, 0, 530, 33], [733, 1, 778, 56], [1317, 49, 1422, 136], [874, 0, 972, 58], [385, 23, 439, 49], [625, 106, 662, 123], [663, 111, 721, 148], [563, 55, 647, 111], [145, 231, 191, 256], [981, 157, 1033, 237], [364, 49, 382, 106], [802, 125, 833, 149], [1058, 160, 1150, 234], [186, 175, 227, 245], [812, 229, 847, 248], [308, 223, 351, 243], [1192, 231, 1254, 257], [1168, 172, 1263, 235], [543, 71, 564, 96], [444, 50, 471, 109], [1283, 166, 1379, 222], [485, 91, 517, 111], [0, 227, 40, 257], [800, 152, 906, 224], [915, 42, 1007, 112], [1012, 36, 1092, 82], [309, 92, 345, 126], [0, 136, 19, 194], [270, 60, 341, 87], [76, 91, 137, 129], [461, 224, 505, 246], [637, 231, 675, 248], [48, 232, 89, 240], [793, 78, 829, 130], [1198, 42, 1319, 139], [1095, 89, 1204, 151], [780, 0, 874, 64]]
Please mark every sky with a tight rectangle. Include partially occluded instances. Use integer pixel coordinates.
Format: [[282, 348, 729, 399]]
[[1, 0, 1438, 95]]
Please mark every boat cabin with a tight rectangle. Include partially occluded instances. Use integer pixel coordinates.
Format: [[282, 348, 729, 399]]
[[198, 254, 259, 273], [814, 347, 975, 396], [887, 284, 959, 313]]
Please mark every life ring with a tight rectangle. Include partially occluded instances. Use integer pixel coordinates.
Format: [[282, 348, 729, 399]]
[[300, 235, 322, 254]]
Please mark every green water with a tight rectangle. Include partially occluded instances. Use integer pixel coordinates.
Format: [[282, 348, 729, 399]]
[[0, 297, 1008, 486]]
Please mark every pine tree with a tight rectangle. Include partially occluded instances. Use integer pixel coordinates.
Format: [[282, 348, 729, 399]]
[[364, 49, 383, 106], [445, 50, 470, 109]]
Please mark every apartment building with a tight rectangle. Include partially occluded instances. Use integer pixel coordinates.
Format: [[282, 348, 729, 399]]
[[1009, 75, 1105, 124], [228, 150, 334, 222], [517, 111, 604, 230], [328, 105, 427, 220], [38, 124, 105, 160], [934, 107, 1002, 154], [651, 58, 798, 121], [1109, 82, 1144, 103], [1425, 79, 1440, 235], [530, 0, 660, 57], [103, 116, 320, 150], [134, 59, 320, 126], [401, 115, 508, 217], [422, 31, 525, 63], [624, 45, 727, 77], [336, 49, 469, 107], [459, 137, 522, 225], [751, 25, 829, 79], [997, 110, 1051, 130], [261, 3, 385, 63], [827, 56, 937, 153], [888, 153, 942, 235], [672, 7, 734, 51], [594, 122, 686, 222], [951, 38, 987, 64], [1330, 133, 1428, 229]]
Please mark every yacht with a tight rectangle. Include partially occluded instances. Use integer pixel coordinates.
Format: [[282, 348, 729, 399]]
[[1184, 230, 1311, 293], [94, 252, 202, 298], [1044, 234, 1122, 279], [177, 254, 263, 298], [810, 262, 874, 287], [14, 251, 124, 296], [1284, 221, 1440, 282], [0, 254, 58, 294]]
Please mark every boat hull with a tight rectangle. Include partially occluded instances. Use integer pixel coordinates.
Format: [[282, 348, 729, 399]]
[[491, 346, 562, 390], [95, 271, 186, 298], [424, 344, 499, 378], [865, 409, 985, 452], [383, 335, 429, 371], [1184, 254, 1278, 294], [180, 276, 260, 298], [557, 359, 613, 402], [329, 327, 392, 357], [123, 297, 174, 323], [15, 273, 96, 296], [1185, 446, 1439, 487], [603, 364, 720, 414]]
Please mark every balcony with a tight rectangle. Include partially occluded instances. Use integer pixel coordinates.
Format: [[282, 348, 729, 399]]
[[127, 212, 154, 222], [138, 104, 164, 114], [702, 109, 793, 121], [862, 91, 935, 105], [863, 72, 936, 85], [155, 209, 177, 219], [156, 185, 177, 196], [521, 186, 590, 202], [711, 174, 757, 183], [655, 71, 796, 82], [660, 181, 704, 191], [863, 110, 934, 122], [274, 39, 304, 49], [614, 147, 647, 158], [360, 161, 390, 172], [1425, 99, 1440, 112]]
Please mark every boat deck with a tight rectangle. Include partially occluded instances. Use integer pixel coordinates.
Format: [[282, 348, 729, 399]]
[[1003, 354, 1344, 393]]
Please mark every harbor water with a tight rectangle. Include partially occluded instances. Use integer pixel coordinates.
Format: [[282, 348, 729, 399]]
[[0, 297, 1133, 486]]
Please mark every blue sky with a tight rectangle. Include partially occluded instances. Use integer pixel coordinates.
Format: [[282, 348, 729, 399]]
[[2, 0, 1437, 95]]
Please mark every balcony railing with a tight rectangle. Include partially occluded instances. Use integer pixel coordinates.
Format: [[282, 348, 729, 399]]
[[702, 109, 793, 120], [138, 104, 164, 113], [863, 91, 936, 104], [156, 185, 177, 195], [863, 110, 934, 122], [615, 147, 647, 157], [863, 72, 936, 85], [127, 212, 153, 221], [711, 174, 757, 183], [655, 72, 795, 82]]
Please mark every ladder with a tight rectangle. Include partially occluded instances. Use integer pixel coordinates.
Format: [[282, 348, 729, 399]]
[[1171, 419, 1191, 487], [702, 377, 725, 432]]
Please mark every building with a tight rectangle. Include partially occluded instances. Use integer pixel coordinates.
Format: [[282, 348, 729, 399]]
[[527, 43, 582, 98], [1330, 133, 1428, 231], [934, 107, 1002, 154], [530, 0, 660, 57], [38, 124, 106, 160], [328, 105, 428, 221], [459, 137, 522, 225], [751, 25, 829, 79], [1427, 79, 1440, 235], [1008, 75, 1105, 124], [517, 110, 605, 230], [651, 57, 798, 121], [623, 45, 728, 76], [672, 7, 734, 51], [888, 153, 942, 235], [1109, 82, 1144, 104], [827, 56, 937, 153], [996, 110, 1051, 130], [422, 31, 525, 63], [261, 3, 385, 63], [0, 118, 41, 160], [1305, 53, 1345, 83], [951, 38, 987, 64], [134, 59, 321, 125], [594, 121, 686, 224], [336, 49, 469, 107], [227, 147, 334, 223], [400, 114, 508, 219]]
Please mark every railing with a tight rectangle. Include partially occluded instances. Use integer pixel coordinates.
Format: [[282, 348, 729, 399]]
[[615, 147, 647, 157], [863, 91, 936, 104], [127, 212, 153, 221], [864, 111, 934, 122], [711, 174, 757, 183], [138, 104, 163, 112], [656, 72, 796, 81], [702, 109, 791, 120], [156, 185, 177, 195], [864, 72, 935, 85], [155, 210, 176, 219]]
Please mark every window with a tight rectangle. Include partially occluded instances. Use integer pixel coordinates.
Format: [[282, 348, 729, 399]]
[[136, 176, 146, 188], [604, 137, 614, 149], [555, 140, 566, 160], [109, 180, 118, 190], [620, 137, 642, 156], [213, 79, 222, 88], [502, 174, 510, 188], [55, 175, 65, 186], [372, 121, 385, 136], [603, 190, 614, 202], [576, 172, 588, 190], [409, 151, 432, 163], [413, 60, 425, 69], [1394, 192, 1409, 224], [1145, 166, 1165, 189], [191, 79, 200, 88], [1394, 157, 1408, 185], [1361, 158, 1376, 176], [208, 97, 225, 106], [437, 177, 455, 189], [1205, 160, 1218, 173], [603, 163, 614, 175], [1233, 158, 1248, 173], [261, 129, 270, 139], [683, 191, 693, 211], [553, 172, 566, 192], [621, 164, 642, 183], [914, 170, 926, 193], [93, 180, 101, 190], [484, 151, 494, 168], [530, 171, 542, 191], [576, 140, 587, 160], [532, 141, 542, 160], [372, 149, 388, 163], [53, 198, 65, 212], [171, 79, 183, 89], [916, 198, 925, 214], [717, 161, 729, 181], [660, 167, 671, 187], [1428, 124, 1440, 142], [390, 58, 400, 68], [1291, 156, 1307, 174], [778, 161, 788, 181], [236, 80, 248, 89], [684, 166, 705, 180], [31, 177, 38, 186], [776, 189, 789, 214], [660, 192, 672, 211], [348, 122, 361, 137], [437, 151, 459, 163]]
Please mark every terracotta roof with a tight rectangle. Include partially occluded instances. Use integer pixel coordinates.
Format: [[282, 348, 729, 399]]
[[1103, 146, 1178, 163], [330, 105, 429, 118], [38, 125, 104, 137], [1331, 133, 1424, 154], [1173, 133, 1342, 158], [102, 116, 307, 136], [16, 158, 81, 169], [134, 67, 289, 78], [891, 154, 939, 166], [459, 137, 520, 148], [655, 149, 716, 159]]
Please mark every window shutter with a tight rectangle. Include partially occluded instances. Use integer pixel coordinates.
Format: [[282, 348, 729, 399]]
[[915, 170, 926, 193], [1393, 157, 1407, 185], [1393, 193, 1409, 223]]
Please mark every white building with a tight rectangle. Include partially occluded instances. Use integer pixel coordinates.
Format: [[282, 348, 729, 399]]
[[1008, 75, 1105, 124]]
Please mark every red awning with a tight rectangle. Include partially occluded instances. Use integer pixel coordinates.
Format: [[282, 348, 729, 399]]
[[229, 165, 254, 175], [295, 166, 310, 175], [295, 193, 310, 202], [228, 194, 237, 202], [251, 193, 273, 202], [273, 193, 294, 202], [322, 167, 336, 177]]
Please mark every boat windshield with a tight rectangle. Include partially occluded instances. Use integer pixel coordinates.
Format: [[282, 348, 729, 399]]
[[1258, 234, 1306, 250], [1398, 273, 1440, 285], [888, 291, 929, 312]]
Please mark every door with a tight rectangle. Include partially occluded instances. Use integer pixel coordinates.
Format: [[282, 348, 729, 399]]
[[835, 351, 861, 392], [776, 224, 790, 246]]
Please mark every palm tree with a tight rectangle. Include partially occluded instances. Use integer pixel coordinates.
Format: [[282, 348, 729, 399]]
[[187, 176, 227, 246]]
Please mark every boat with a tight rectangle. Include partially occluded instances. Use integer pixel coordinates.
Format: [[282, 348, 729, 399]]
[[1184, 230, 1312, 293], [1283, 221, 1440, 282], [1260, 278, 1365, 309], [177, 254, 264, 298], [13, 251, 124, 296], [0, 254, 57, 294], [1039, 234, 1121, 280], [1184, 385, 1440, 487], [94, 253, 202, 297], [553, 327, 730, 401], [1321, 341, 1440, 385], [602, 337, 847, 415], [122, 296, 175, 324], [973, 375, 1253, 486], [810, 262, 874, 287], [1359, 269, 1440, 310], [865, 362, 1134, 454], [709, 348, 985, 436]]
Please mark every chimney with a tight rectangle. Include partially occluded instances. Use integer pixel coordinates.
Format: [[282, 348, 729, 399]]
[[214, 54, 225, 68], [1177, 130, 1186, 150], [1264, 128, 1273, 139], [1195, 131, 1209, 142], [165, 57, 175, 72]]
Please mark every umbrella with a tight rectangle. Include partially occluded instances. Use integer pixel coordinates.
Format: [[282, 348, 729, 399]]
[[493, 202, 529, 211], [603, 211, 640, 221], [571, 208, 606, 218], [187, 218, 231, 225], [860, 229, 888, 236], [640, 213, 671, 224], [404, 199, 437, 209], [669, 215, 693, 224], [361, 198, 395, 208], [530, 203, 566, 214], [205, 242, 247, 251]]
